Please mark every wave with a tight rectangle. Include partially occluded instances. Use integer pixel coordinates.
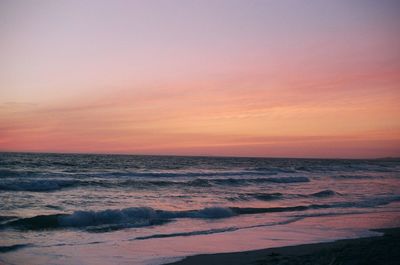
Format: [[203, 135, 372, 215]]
[[0, 206, 302, 231], [331, 175, 376, 179], [250, 167, 297, 173], [134, 227, 238, 240], [212, 175, 309, 186], [253, 176, 310, 183], [250, 193, 283, 201], [2, 205, 307, 231], [231, 204, 330, 215], [228, 189, 338, 202], [309, 190, 338, 198], [0, 169, 277, 179], [333, 195, 400, 208], [0, 176, 310, 192], [0, 169, 22, 177], [0, 215, 18, 224], [232, 195, 400, 215], [134, 217, 304, 240], [0, 244, 32, 253], [0, 179, 82, 192], [3, 195, 398, 232], [0, 207, 235, 231], [228, 192, 283, 201]]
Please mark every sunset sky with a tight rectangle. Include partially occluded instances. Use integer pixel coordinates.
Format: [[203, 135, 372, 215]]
[[1, 0, 399, 158]]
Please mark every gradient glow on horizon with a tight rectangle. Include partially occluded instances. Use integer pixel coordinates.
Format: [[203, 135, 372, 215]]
[[1, 0, 400, 158]]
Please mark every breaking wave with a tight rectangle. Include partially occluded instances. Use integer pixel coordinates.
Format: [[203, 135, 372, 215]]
[[3, 195, 399, 232], [0, 207, 235, 231]]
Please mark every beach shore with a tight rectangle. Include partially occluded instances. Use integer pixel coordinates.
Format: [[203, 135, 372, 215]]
[[167, 227, 400, 265]]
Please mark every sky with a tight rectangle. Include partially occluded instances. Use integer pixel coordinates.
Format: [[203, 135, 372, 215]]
[[0, 0, 399, 158]]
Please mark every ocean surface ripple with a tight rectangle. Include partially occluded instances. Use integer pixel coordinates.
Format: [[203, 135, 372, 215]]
[[0, 153, 399, 264]]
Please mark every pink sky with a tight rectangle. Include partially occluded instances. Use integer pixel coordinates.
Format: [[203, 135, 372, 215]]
[[1, 0, 399, 158]]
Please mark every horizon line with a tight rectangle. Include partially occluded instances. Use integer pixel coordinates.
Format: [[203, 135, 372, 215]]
[[0, 150, 398, 161]]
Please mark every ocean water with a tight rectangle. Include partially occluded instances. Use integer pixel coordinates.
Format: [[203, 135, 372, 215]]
[[1, 153, 400, 265]]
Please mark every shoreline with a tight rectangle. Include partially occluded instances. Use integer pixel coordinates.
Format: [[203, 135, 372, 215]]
[[166, 227, 400, 265]]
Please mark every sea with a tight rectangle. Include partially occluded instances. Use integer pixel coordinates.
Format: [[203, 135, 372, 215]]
[[1, 152, 400, 265]]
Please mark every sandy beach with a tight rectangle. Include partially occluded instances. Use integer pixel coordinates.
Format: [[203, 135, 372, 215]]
[[167, 227, 400, 265]]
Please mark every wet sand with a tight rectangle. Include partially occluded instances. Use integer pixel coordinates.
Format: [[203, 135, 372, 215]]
[[167, 227, 400, 265]]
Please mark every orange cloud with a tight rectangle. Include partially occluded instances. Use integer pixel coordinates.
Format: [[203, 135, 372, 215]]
[[1, 68, 399, 158]]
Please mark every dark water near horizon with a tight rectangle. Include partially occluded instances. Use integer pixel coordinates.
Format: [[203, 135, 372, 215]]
[[1, 153, 400, 264]]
